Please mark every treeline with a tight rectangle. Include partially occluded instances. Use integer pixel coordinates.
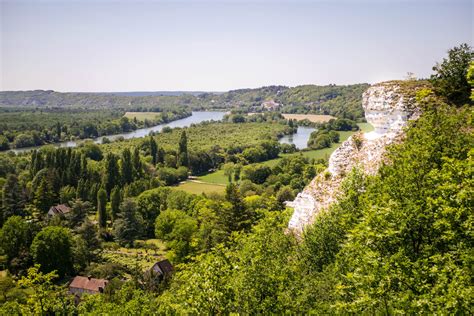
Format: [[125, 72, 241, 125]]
[[1, 83, 370, 122], [307, 118, 360, 149], [198, 83, 369, 120], [0, 108, 191, 150]]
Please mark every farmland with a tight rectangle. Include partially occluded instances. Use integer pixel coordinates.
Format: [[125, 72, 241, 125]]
[[281, 113, 335, 122], [124, 112, 162, 121]]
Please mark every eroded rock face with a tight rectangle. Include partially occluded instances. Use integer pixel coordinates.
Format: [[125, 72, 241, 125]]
[[288, 81, 422, 234]]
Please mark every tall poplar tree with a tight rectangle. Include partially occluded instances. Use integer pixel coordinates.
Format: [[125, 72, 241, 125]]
[[97, 188, 107, 229], [104, 153, 119, 195], [150, 136, 158, 165], [110, 186, 121, 222], [177, 130, 189, 167], [132, 147, 142, 179], [121, 148, 133, 184]]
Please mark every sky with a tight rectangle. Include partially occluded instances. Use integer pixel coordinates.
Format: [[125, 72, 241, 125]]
[[0, 0, 472, 92]]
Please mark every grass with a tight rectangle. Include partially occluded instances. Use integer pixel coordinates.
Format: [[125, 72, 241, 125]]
[[102, 239, 168, 271], [281, 113, 335, 122], [198, 169, 228, 184], [176, 181, 226, 194], [124, 112, 162, 121], [181, 122, 374, 193]]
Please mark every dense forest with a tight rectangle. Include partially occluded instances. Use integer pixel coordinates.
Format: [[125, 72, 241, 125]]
[[0, 44, 472, 314]]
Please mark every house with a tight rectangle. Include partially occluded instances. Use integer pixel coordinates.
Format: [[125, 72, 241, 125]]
[[261, 100, 280, 111], [147, 259, 174, 281], [47, 204, 71, 217], [69, 276, 108, 296]]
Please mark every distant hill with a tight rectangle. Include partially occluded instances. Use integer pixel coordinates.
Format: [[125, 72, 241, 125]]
[[101, 91, 216, 97], [0, 84, 369, 119]]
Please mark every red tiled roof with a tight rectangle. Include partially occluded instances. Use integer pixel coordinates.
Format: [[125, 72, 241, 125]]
[[69, 276, 108, 292]]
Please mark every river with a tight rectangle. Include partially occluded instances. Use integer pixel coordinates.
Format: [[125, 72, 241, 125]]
[[11, 111, 227, 154], [278, 126, 315, 150], [11, 112, 315, 154]]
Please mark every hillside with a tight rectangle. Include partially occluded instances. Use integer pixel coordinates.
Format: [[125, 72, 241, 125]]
[[0, 84, 369, 120]]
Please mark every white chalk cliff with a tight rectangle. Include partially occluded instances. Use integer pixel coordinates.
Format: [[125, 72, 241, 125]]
[[287, 81, 423, 234]]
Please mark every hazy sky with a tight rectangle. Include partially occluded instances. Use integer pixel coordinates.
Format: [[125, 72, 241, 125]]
[[1, 0, 472, 92]]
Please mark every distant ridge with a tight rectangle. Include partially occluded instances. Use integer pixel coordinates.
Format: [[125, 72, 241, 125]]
[[99, 91, 220, 97]]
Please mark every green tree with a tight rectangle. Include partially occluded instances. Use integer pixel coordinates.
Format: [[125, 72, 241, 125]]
[[136, 187, 170, 237], [17, 265, 75, 315], [77, 219, 101, 264], [80, 141, 103, 161], [121, 148, 133, 184], [334, 102, 473, 313], [221, 183, 253, 233], [69, 198, 93, 227], [113, 198, 143, 246], [110, 186, 122, 222], [467, 61, 474, 101], [30, 226, 74, 277], [0, 135, 9, 151], [34, 177, 54, 214], [431, 43, 473, 105], [1, 174, 25, 224], [132, 147, 142, 179], [177, 130, 189, 167], [59, 185, 76, 204], [104, 153, 119, 195], [97, 188, 107, 229], [0, 216, 32, 271], [149, 136, 158, 165], [155, 209, 197, 262]]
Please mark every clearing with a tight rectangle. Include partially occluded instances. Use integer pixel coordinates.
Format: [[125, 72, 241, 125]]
[[176, 180, 226, 195], [281, 113, 335, 122], [124, 112, 162, 121]]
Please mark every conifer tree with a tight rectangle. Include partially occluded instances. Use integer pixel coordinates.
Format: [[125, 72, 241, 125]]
[[132, 147, 142, 179], [34, 177, 54, 214], [97, 188, 107, 229], [177, 130, 189, 167], [110, 186, 121, 222], [221, 183, 252, 233], [150, 136, 158, 165], [121, 148, 133, 184], [104, 153, 119, 195], [1, 174, 25, 225]]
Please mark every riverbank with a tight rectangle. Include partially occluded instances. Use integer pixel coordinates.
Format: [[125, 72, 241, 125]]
[[176, 122, 373, 194], [8, 111, 225, 154]]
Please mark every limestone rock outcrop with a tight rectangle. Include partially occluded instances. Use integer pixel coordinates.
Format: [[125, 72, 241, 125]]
[[287, 81, 425, 234]]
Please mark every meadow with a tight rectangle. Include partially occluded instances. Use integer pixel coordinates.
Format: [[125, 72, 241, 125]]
[[281, 113, 335, 122], [124, 112, 162, 121]]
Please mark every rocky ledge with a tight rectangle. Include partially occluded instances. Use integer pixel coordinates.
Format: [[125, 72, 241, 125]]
[[287, 81, 428, 234]]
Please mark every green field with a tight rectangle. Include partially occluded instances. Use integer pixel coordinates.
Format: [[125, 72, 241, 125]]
[[176, 181, 226, 194], [198, 169, 228, 184], [182, 123, 374, 191], [124, 112, 162, 121]]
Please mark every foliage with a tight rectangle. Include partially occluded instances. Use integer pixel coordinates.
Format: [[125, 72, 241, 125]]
[[113, 198, 144, 246], [97, 187, 107, 229], [0, 216, 33, 273], [30, 226, 74, 277], [430, 43, 473, 106]]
